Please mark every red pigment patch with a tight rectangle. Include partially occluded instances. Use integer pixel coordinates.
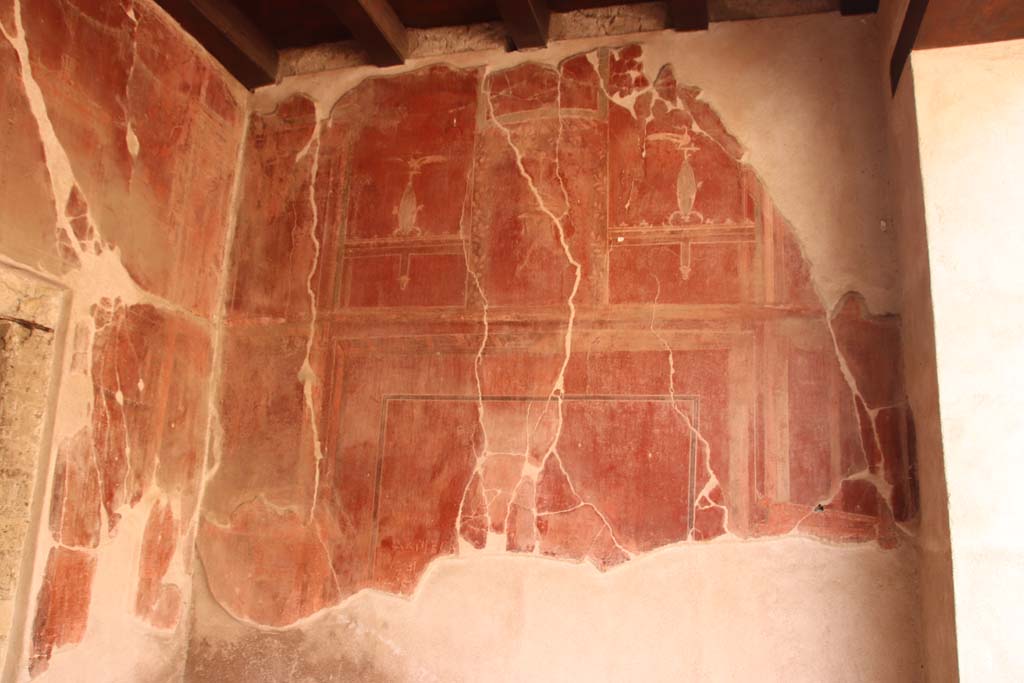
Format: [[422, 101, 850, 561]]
[[30, 547, 96, 676]]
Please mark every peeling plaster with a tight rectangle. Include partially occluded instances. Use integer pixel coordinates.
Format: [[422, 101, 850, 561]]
[[295, 121, 326, 525]]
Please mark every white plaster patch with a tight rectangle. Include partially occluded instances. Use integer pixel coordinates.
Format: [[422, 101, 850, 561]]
[[193, 537, 924, 682]]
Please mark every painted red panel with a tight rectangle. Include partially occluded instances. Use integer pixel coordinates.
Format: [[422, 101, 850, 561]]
[[208, 325, 318, 519], [481, 453, 526, 532], [0, 0, 13, 33], [559, 54, 601, 111], [609, 105, 748, 226], [126, 4, 243, 316], [459, 473, 489, 548], [135, 500, 182, 629], [526, 399, 561, 465], [831, 293, 904, 408], [607, 44, 649, 98], [474, 68, 607, 306], [537, 505, 629, 570], [798, 479, 899, 548], [228, 96, 323, 321], [0, 32, 62, 273], [472, 123, 575, 307], [556, 400, 693, 552], [344, 66, 480, 242], [777, 210, 821, 308], [30, 547, 96, 676], [692, 499, 727, 541], [89, 302, 212, 531], [536, 455, 581, 514], [506, 479, 537, 553], [877, 405, 919, 523], [609, 242, 750, 304], [563, 349, 671, 396], [373, 400, 480, 593], [343, 253, 466, 307], [786, 348, 838, 505], [480, 400, 530, 454], [198, 499, 340, 627], [487, 62, 560, 117], [48, 429, 101, 549], [20, 0, 243, 315]]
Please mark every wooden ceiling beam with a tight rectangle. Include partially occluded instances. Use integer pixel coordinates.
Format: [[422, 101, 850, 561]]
[[889, 0, 929, 94], [889, 0, 1024, 95], [667, 0, 709, 32], [840, 0, 880, 15], [322, 0, 409, 66], [916, 0, 1024, 49], [152, 0, 279, 89], [497, 0, 550, 49]]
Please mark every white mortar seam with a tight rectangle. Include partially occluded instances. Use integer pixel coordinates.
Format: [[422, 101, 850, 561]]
[[296, 120, 327, 526]]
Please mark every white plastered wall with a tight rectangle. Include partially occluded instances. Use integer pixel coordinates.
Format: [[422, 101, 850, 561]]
[[911, 38, 1024, 680]]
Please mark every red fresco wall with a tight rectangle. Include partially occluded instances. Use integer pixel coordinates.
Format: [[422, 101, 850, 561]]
[[0, 0, 244, 676], [199, 44, 918, 628]]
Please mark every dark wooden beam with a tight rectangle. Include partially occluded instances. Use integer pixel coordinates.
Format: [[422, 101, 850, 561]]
[[840, 0, 879, 15], [917, 0, 1024, 49], [889, 0, 1024, 95], [322, 0, 409, 66], [496, 0, 550, 49], [152, 0, 279, 89], [667, 0, 709, 32], [889, 0, 930, 94]]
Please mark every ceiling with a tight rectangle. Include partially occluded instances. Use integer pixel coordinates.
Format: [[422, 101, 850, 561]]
[[154, 0, 880, 89]]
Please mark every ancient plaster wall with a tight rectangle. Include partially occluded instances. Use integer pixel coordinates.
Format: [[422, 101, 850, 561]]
[[0, 0, 247, 679], [911, 39, 1024, 680], [191, 15, 923, 681]]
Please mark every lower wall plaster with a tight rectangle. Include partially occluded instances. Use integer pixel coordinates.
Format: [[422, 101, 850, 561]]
[[0, 265, 64, 676], [188, 538, 922, 682]]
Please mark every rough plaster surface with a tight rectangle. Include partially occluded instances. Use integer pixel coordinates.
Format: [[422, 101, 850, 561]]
[[264, 12, 898, 314], [188, 539, 923, 682], [710, 0, 838, 22], [912, 39, 1024, 680], [549, 2, 667, 40], [0, 267, 63, 674]]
